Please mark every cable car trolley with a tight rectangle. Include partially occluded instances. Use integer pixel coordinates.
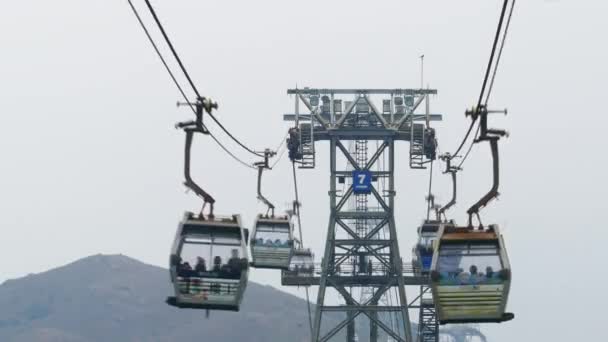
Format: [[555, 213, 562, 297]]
[[251, 215, 294, 269], [167, 212, 250, 311], [412, 220, 446, 274], [250, 149, 295, 269], [281, 248, 315, 285], [430, 224, 513, 324]]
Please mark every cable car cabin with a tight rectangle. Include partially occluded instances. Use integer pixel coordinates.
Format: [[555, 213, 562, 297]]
[[250, 215, 294, 269], [412, 220, 443, 274], [430, 225, 513, 324], [281, 248, 315, 280], [167, 212, 250, 312]]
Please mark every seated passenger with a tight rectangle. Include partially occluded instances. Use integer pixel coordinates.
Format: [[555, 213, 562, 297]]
[[468, 265, 484, 284], [486, 266, 494, 278], [195, 257, 207, 273], [274, 239, 282, 246], [213, 256, 222, 272], [227, 249, 243, 277], [265, 239, 274, 246], [178, 261, 194, 277]]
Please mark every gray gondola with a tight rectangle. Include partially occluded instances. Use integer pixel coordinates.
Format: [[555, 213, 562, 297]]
[[430, 225, 514, 324], [167, 212, 250, 311], [281, 248, 315, 285], [250, 215, 294, 269]]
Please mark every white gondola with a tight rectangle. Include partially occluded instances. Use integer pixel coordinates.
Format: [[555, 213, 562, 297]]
[[412, 220, 443, 274], [430, 225, 513, 324], [250, 215, 294, 269], [167, 212, 249, 311]]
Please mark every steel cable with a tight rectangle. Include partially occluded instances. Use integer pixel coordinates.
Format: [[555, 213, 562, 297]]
[[291, 162, 314, 336], [142, 0, 263, 158], [456, 0, 516, 169], [449, 0, 510, 160], [128, 0, 257, 170]]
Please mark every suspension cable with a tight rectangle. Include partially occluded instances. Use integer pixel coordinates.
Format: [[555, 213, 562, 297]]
[[449, 0, 510, 160], [476, 0, 510, 110], [271, 143, 287, 169], [426, 161, 434, 220], [128, 0, 259, 170], [141, 0, 263, 158], [270, 133, 288, 169], [484, 0, 517, 107], [128, 0, 191, 112], [291, 162, 313, 336], [209, 134, 257, 170], [457, 123, 481, 169], [455, 0, 516, 169]]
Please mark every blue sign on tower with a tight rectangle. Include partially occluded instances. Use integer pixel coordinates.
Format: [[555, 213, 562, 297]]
[[352, 170, 372, 194]]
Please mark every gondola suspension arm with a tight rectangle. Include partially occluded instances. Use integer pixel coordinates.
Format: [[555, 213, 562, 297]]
[[438, 153, 461, 221], [255, 149, 277, 217], [465, 105, 508, 228], [176, 97, 218, 219]]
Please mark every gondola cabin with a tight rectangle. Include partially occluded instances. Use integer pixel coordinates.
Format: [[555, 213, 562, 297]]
[[250, 215, 294, 269], [167, 212, 249, 311], [412, 220, 442, 274], [289, 248, 315, 276], [430, 225, 513, 324]]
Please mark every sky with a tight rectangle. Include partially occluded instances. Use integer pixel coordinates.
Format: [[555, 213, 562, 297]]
[[1, 0, 607, 341]]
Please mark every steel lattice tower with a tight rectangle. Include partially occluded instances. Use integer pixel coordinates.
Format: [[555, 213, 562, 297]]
[[283, 88, 441, 342]]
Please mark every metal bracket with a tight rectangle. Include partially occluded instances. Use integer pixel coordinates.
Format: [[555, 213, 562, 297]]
[[176, 96, 219, 219], [254, 149, 277, 217]]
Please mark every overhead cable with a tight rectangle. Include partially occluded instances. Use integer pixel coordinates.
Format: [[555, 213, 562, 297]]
[[457, 0, 516, 169], [128, 0, 256, 170], [449, 0, 510, 160], [142, 0, 263, 158], [291, 162, 314, 336]]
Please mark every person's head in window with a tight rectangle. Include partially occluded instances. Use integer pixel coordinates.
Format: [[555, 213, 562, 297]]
[[195, 257, 206, 271], [469, 265, 478, 275], [486, 266, 494, 278], [214, 256, 222, 266]]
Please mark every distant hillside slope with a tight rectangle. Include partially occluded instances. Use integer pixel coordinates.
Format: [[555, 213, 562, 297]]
[[0, 255, 483, 342], [0, 254, 316, 342]]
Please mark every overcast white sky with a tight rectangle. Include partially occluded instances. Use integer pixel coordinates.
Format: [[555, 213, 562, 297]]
[[1, 0, 607, 341]]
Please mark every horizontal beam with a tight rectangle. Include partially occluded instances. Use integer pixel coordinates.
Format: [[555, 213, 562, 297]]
[[334, 239, 392, 246], [282, 114, 443, 122], [281, 275, 429, 287], [335, 171, 391, 176], [287, 88, 437, 95], [322, 305, 406, 312], [337, 211, 390, 219]]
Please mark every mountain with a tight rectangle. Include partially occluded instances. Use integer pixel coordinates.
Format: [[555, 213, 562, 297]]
[[0, 254, 317, 342], [0, 254, 485, 342]]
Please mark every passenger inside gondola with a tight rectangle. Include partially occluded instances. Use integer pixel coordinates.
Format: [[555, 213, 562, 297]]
[[178, 261, 194, 277], [195, 257, 207, 273], [437, 242, 503, 285], [287, 253, 314, 275], [254, 224, 290, 247], [213, 256, 222, 272]]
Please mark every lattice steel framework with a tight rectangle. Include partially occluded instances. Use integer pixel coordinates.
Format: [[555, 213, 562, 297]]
[[283, 88, 441, 342]]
